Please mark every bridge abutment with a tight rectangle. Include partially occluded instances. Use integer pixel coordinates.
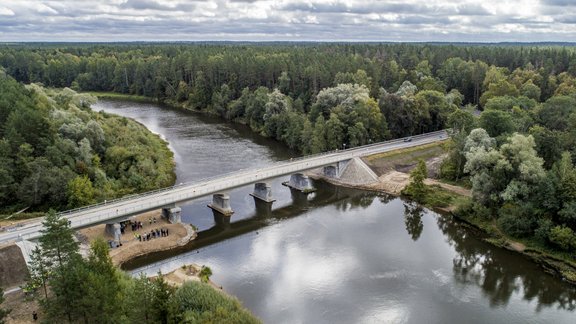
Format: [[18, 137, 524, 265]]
[[208, 193, 234, 216], [283, 173, 316, 193], [323, 160, 350, 179]]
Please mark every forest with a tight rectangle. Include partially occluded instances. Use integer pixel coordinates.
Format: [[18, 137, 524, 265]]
[[1, 42, 576, 254], [0, 73, 175, 213]]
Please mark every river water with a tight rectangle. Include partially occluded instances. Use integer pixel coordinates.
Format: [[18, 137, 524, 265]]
[[92, 100, 576, 324]]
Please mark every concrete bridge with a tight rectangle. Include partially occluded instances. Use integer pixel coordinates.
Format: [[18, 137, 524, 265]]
[[0, 130, 447, 248]]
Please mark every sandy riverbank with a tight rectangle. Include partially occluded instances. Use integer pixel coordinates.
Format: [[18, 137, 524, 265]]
[[77, 210, 196, 266]]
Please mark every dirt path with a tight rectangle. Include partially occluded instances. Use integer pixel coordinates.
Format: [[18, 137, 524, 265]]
[[424, 179, 472, 197], [362, 170, 471, 198]]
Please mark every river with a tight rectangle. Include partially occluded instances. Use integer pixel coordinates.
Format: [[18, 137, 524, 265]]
[[92, 99, 576, 324]]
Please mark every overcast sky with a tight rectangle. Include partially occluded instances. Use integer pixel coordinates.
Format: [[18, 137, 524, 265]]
[[0, 0, 575, 42]]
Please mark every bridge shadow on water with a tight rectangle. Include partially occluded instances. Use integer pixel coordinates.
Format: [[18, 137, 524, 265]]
[[122, 180, 377, 270]]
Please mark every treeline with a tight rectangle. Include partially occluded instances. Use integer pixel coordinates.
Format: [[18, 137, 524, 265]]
[[0, 74, 175, 213], [1, 43, 575, 154], [24, 211, 260, 323]]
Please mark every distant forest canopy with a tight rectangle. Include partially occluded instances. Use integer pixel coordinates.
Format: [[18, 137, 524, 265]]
[[1, 43, 576, 154], [0, 74, 175, 213]]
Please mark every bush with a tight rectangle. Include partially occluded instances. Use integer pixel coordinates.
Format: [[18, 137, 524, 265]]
[[455, 200, 492, 220], [422, 187, 452, 208], [549, 226, 576, 251], [534, 218, 554, 244], [497, 204, 537, 238], [170, 281, 260, 324]]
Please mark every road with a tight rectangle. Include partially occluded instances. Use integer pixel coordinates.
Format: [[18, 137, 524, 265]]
[[0, 130, 447, 244]]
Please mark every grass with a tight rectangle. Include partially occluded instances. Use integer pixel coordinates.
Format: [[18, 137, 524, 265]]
[[364, 141, 447, 163], [86, 91, 155, 103], [415, 184, 471, 210], [0, 212, 45, 222]]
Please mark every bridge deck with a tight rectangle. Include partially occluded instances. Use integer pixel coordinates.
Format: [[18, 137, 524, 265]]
[[0, 130, 447, 243]]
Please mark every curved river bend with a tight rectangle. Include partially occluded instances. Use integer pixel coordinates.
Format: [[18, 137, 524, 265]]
[[93, 100, 576, 324]]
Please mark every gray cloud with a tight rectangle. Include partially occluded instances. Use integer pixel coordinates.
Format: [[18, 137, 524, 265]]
[[456, 4, 492, 16], [0, 1, 574, 42], [540, 0, 576, 6]]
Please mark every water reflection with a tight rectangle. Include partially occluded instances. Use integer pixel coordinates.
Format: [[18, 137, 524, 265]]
[[404, 202, 424, 241], [437, 214, 576, 311]]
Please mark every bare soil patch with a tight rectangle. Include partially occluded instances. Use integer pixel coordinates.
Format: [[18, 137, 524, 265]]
[[77, 210, 195, 266]]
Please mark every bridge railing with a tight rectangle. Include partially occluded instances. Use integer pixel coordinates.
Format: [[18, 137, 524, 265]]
[[58, 130, 448, 218]]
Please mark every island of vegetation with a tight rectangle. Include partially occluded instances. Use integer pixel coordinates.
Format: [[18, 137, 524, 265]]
[[0, 73, 175, 216]]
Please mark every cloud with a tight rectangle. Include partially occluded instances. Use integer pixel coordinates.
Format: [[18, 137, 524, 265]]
[[456, 4, 492, 16], [0, 0, 574, 42], [540, 0, 576, 6], [0, 7, 15, 16]]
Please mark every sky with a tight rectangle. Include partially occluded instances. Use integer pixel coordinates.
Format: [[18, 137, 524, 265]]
[[0, 0, 575, 42]]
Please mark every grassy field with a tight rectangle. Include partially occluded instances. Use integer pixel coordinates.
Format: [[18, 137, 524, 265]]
[[363, 141, 448, 176], [86, 91, 155, 103]]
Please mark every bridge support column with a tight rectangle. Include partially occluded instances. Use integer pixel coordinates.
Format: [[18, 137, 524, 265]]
[[208, 193, 234, 216], [283, 173, 316, 193], [162, 206, 182, 224], [250, 182, 275, 203], [105, 223, 121, 242]]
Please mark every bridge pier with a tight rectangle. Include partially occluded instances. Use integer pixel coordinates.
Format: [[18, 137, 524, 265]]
[[254, 199, 273, 217], [250, 182, 275, 203], [208, 193, 234, 216], [212, 211, 231, 228], [105, 223, 122, 242], [162, 206, 182, 224], [283, 173, 316, 193]]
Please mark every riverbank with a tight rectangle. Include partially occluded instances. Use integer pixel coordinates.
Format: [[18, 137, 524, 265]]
[[309, 145, 576, 286], [87, 91, 156, 103]]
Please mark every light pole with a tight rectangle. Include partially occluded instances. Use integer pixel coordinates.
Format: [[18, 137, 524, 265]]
[[343, 143, 346, 150]]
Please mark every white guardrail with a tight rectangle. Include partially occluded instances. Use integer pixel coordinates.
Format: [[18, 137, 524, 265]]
[[0, 130, 448, 244]]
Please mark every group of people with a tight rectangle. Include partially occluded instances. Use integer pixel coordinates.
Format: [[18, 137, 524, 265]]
[[135, 227, 169, 242]]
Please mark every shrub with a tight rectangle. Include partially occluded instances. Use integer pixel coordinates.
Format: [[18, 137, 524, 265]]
[[170, 281, 260, 323], [548, 226, 576, 251], [534, 218, 554, 244], [497, 204, 537, 237]]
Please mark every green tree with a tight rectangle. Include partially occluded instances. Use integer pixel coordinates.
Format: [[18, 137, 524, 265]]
[[150, 273, 174, 324], [125, 274, 157, 323], [67, 175, 95, 209], [80, 238, 123, 323], [38, 210, 85, 322], [549, 225, 576, 251], [402, 160, 428, 202], [479, 110, 515, 138], [23, 246, 50, 300], [465, 132, 545, 206]]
